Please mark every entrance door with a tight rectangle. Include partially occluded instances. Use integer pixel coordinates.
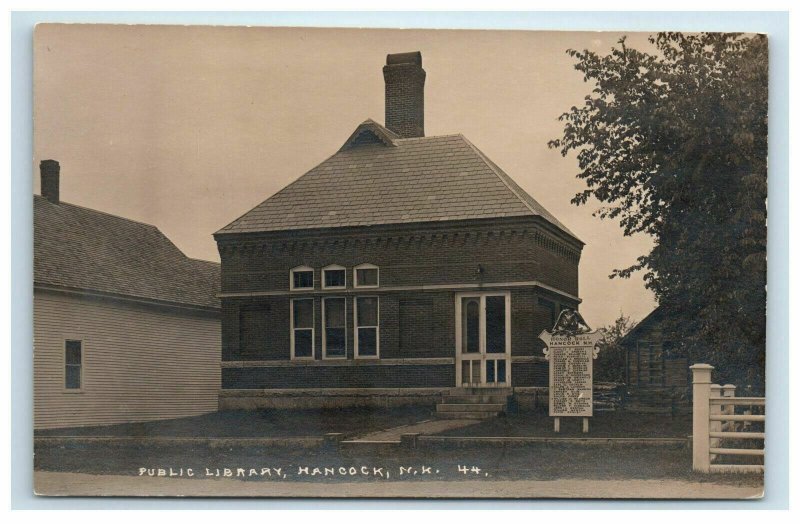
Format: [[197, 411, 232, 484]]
[[455, 292, 511, 387]]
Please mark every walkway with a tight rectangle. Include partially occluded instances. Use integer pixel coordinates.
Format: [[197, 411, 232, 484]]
[[349, 418, 481, 442]]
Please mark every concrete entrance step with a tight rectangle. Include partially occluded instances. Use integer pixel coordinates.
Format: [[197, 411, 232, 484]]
[[448, 387, 512, 396], [443, 394, 509, 404]]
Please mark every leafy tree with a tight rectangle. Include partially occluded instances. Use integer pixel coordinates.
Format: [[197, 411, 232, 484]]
[[595, 314, 637, 383], [550, 33, 767, 390]]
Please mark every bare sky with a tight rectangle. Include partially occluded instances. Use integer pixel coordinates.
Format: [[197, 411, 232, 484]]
[[33, 24, 658, 328]]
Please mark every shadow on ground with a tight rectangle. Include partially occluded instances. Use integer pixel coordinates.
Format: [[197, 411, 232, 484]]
[[35, 406, 435, 438]]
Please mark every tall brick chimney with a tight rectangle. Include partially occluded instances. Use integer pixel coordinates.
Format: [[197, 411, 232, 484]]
[[383, 51, 425, 138], [40, 159, 60, 204]]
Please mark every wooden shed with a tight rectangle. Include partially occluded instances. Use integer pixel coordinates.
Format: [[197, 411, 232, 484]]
[[619, 307, 691, 412], [621, 307, 690, 389]]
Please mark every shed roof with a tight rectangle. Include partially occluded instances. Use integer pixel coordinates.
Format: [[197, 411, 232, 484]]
[[34, 195, 220, 309], [217, 120, 579, 242], [619, 306, 665, 347]]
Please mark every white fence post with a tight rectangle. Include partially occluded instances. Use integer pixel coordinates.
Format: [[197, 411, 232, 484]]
[[721, 384, 736, 432], [709, 384, 722, 462], [691, 364, 714, 473]]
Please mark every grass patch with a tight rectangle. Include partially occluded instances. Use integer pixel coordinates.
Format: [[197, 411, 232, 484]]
[[437, 410, 692, 438]]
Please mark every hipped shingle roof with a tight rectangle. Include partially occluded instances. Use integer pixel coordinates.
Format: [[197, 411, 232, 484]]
[[218, 120, 579, 241]]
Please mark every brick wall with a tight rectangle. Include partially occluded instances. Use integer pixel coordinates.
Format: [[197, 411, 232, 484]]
[[217, 217, 581, 389], [511, 360, 549, 388], [222, 289, 572, 361], [222, 364, 454, 389], [219, 218, 580, 295]]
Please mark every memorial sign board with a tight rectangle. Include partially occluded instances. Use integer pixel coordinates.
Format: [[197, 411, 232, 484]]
[[539, 310, 603, 425], [539, 333, 602, 417]]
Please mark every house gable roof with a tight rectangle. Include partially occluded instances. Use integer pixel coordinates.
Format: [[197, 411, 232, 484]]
[[34, 195, 220, 309], [217, 120, 580, 242]]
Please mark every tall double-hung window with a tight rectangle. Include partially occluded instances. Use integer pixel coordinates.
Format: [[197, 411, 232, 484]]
[[323, 297, 346, 358], [291, 298, 314, 359], [64, 339, 83, 390], [355, 296, 379, 358]]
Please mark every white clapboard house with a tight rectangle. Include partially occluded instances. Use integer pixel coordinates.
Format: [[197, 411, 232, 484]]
[[33, 160, 221, 429]]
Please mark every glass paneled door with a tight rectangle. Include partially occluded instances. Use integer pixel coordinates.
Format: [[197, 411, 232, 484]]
[[455, 292, 511, 387]]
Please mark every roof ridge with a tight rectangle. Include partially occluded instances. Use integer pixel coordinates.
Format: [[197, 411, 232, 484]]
[[457, 135, 581, 242], [457, 135, 541, 217], [188, 257, 221, 267], [215, 145, 345, 235], [35, 195, 161, 231], [34, 195, 200, 266]]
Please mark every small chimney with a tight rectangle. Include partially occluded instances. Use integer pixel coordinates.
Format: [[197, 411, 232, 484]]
[[40, 159, 60, 204], [383, 51, 426, 138]]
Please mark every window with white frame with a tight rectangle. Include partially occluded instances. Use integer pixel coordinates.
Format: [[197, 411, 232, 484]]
[[354, 263, 379, 288], [291, 299, 314, 358], [323, 297, 346, 358], [290, 266, 314, 290], [322, 265, 346, 289], [64, 339, 82, 390], [355, 296, 379, 358]]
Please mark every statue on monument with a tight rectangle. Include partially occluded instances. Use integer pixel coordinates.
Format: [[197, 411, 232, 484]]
[[550, 308, 593, 335]]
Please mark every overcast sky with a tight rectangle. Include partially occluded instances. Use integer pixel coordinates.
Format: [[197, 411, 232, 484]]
[[33, 24, 658, 328]]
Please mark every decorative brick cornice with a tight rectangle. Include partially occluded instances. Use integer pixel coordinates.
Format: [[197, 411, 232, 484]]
[[219, 223, 581, 264]]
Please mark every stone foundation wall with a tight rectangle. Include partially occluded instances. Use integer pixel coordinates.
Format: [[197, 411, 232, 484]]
[[219, 388, 446, 410]]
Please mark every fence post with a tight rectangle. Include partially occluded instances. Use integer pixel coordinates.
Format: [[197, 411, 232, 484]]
[[691, 364, 714, 473], [721, 384, 736, 432], [709, 384, 722, 462]]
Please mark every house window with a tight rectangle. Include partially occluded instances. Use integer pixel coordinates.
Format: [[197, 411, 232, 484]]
[[64, 339, 82, 390], [290, 266, 314, 290], [354, 263, 379, 288], [291, 299, 314, 359], [323, 297, 346, 358], [323, 265, 346, 289], [355, 296, 379, 358]]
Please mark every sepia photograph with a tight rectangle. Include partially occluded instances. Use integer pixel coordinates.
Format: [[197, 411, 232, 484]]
[[30, 23, 767, 499]]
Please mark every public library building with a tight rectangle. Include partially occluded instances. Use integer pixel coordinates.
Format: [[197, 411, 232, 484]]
[[215, 52, 584, 410]]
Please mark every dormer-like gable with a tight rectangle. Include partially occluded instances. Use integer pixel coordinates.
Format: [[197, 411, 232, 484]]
[[339, 119, 399, 151]]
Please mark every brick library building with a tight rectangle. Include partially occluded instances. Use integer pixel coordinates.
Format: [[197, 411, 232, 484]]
[[215, 52, 584, 414]]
